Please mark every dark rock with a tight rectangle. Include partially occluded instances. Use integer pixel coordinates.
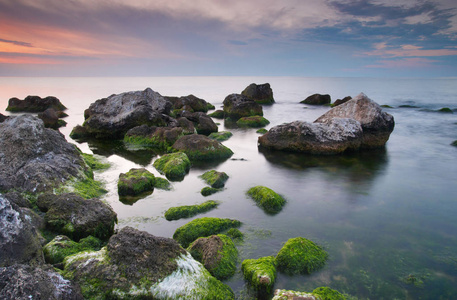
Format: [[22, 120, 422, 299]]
[[0, 113, 9, 123], [258, 118, 363, 155], [0, 264, 83, 299], [301, 94, 331, 105], [315, 93, 395, 148], [332, 96, 352, 107], [172, 134, 234, 161], [241, 83, 275, 104], [76, 88, 173, 139], [124, 125, 185, 150], [176, 117, 196, 134], [38, 108, 66, 129], [36, 193, 117, 241], [181, 111, 218, 135], [165, 94, 214, 113], [0, 115, 89, 193], [3, 191, 30, 208], [6, 95, 67, 112], [117, 168, 155, 196], [223, 94, 263, 120], [208, 110, 225, 119]]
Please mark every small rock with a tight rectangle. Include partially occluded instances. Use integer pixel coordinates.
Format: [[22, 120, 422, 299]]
[[301, 94, 331, 105], [241, 83, 275, 104]]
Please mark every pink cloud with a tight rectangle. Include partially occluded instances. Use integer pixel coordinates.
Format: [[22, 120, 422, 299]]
[[365, 57, 439, 69]]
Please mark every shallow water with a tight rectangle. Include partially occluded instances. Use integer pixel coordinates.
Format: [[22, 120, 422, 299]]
[[1, 77, 457, 299]]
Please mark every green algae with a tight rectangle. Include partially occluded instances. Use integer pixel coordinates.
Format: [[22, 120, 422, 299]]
[[256, 128, 268, 134], [236, 116, 270, 128], [313, 287, 346, 300], [200, 170, 229, 188], [56, 177, 107, 200], [81, 153, 110, 171], [242, 256, 277, 294], [43, 235, 102, 265], [173, 217, 242, 248], [438, 107, 453, 113], [153, 152, 191, 181], [117, 168, 155, 196], [208, 110, 225, 119], [208, 131, 233, 141], [276, 237, 328, 275], [246, 186, 286, 214], [201, 186, 223, 196], [165, 200, 219, 221], [153, 176, 171, 190], [227, 228, 244, 240]]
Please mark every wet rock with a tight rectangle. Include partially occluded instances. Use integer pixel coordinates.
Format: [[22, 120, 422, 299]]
[[124, 125, 185, 150], [273, 289, 319, 300], [208, 131, 233, 142], [200, 170, 229, 188], [0, 113, 9, 123], [0, 264, 83, 299], [332, 96, 352, 107], [258, 118, 363, 155], [172, 134, 234, 161], [165, 200, 219, 221], [301, 93, 331, 105], [181, 111, 218, 135], [0, 115, 89, 193], [236, 115, 270, 128], [223, 93, 263, 120], [43, 235, 102, 265], [38, 108, 66, 129], [208, 109, 225, 119], [247, 186, 286, 214], [153, 152, 191, 181], [241, 83, 275, 104], [242, 256, 277, 294], [315, 93, 395, 148], [6, 95, 67, 112], [117, 168, 155, 196], [165, 94, 214, 113]]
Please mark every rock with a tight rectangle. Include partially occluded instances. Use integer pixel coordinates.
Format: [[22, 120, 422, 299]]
[[181, 111, 218, 135], [275, 237, 328, 275], [273, 289, 319, 300], [246, 186, 286, 214], [236, 116, 270, 128], [451, 140, 457, 147], [209, 131, 233, 142], [332, 96, 352, 107], [301, 93, 331, 105], [241, 83, 275, 104], [36, 193, 117, 241], [0, 264, 83, 299], [124, 125, 185, 150], [173, 217, 242, 248], [315, 93, 395, 148], [172, 134, 234, 161], [3, 191, 30, 208], [0, 115, 90, 193], [258, 118, 363, 155], [117, 168, 155, 196], [38, 108, 66, 129], [76, 88, 173, 139], [43, 235, 102, 265], [165, 200, 219, 221], [188, 234, 238, 280], [165, 94, 214, 113], [176, 117, 197, 134], [223, 93, 263, 120], [63, 226, 234, 299], [312, 287, 346, 300], [201, 187, 223, 196], [438, 107, 453, 113], [256, 128, 268, 134], [200, 170, 229, 188], [208, 109, 225, 119], [0, 113, 9, 123], [6, 95, 67, 112], [241, 256, 277, 294], [0, 194, 44, 267], [153, 152, 191, 181]]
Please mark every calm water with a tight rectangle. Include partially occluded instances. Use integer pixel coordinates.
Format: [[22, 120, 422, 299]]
[[1, 77, 457, 299]]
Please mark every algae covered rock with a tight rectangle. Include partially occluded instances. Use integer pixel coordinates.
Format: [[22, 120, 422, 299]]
[[117, 168, 155, 196], [165, 200, 219, 221], [38, 108, 67, 129], [273, 289, 319, 300], [172, 134, 234, 161], [275, 237, 328, 275], [223, 93, 263, 120], [241, 83, 275, 104], [313, 287, 346, 300], [165, 94, 214, 113], [6, 95, 67, 112], [173, 217, 242, 248], [201, 187, 223, 196], [188, 234, 238, 280], [301, 93, 331, 105], [208, 109, 225, 119], [242, 256, 277, 294], [236, 116, 270, 128], [247, 186, 286, 214], [153, 152, 191, 181], [124, 125, 185, 150], [181, 111, 218, 135], [43, 235, 102, 265], [200, 170, 229, 188], [209, 130, 233, 141]]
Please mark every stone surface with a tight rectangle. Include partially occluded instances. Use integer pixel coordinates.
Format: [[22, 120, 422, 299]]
[[241, 83, 275, 104], [38, 108, 66, 129], [6, 95, 67, 112], [332, 96, 352, 107], [117, 168, 155, 196], [172, 134, 234, 161], [181, 111, 218, 135], [301, 94, 331, 105], [124, 125, 185, 150], [165, 94, 213, 113], [223, 93, 263, 120], [0, 113, 9, 123], [153, 152, 191, 181]]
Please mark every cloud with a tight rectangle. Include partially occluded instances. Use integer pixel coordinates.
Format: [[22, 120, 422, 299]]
[[0, 38, 33, 47], [366, 57, 439, 68], [364, 43, 457, 57]]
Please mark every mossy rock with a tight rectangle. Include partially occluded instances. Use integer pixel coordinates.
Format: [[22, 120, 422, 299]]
[[438, 107, 453, 113], [81, 153, 110, 171], [43, 235, 102, 265], [275, 237, 328, 275], [236, 116, 270, 128], [313, 287, 346, 300], [208, 110, 225, 119], [188, 234, 238, 280], [172, 134, 233, 161], [153, 152, 191, 181], [117, 168, 155, 196], [56, 177, 108, 200], [201, 187, 223, 196], [153, 176, 171, 190], [242, 256, 277, 294], [200, 170, 229, 188], [256, 128, 268, 134], [173, 217, 242, 248], [226, 228, 244, 240], [208, 131, 233, 142], [380, 105, 393, 108], [451, 140, 457, 147], [272, 289, 320, 300], [124, 125, 185, 150], [165, 200, 219, 221], [247, 186, 286, 214]]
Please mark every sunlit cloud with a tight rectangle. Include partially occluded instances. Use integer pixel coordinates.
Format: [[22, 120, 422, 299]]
[[366, 57, 439, 68], [364, 43, 457, 57]]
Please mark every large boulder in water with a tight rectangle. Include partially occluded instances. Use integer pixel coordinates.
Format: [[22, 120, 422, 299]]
[[315, 93, 395, 148], [173, 134, 234, 161], [241, 83, 275, 104], [165, 94, 214, 113], [258, 118, 363, 155], [75, 88, 173, 139], [0, 115, 89, 193], [63, 226, 234, 299], [6, 95, 67, 112], [223, 94, 263, 120], [300, 94, 331, 105]]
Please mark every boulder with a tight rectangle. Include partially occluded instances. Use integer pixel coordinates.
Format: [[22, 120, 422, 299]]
[[0, 194, 44, 267], [43, 235, 102, 265], [208, 131, 233, 142], [172, 134, 234, 161], [208, 109, 225, 119], [236, 116, 270, 128], [38, 108, 66, 129], [0, 264, 83, 299], [258, 118, 363, 155], [332, 96, 352, 107], [242, 256, 277, 294], [246, 186, 286, 214], [117, 168, 155, 196], [76, 88, 173, 139], [165, 200, 219, 221], [315, 93, 395, 148], [188, 234, 238, 280], [36, 193, 117, 241], [181, 111, 218, 135], [124, 125, 184, 150], [300, 93, 331, 105], [0, 115, 89, 193], [0, 113, 9, 123], [153, 152, 191, 181], [63, 226, 234, 299], [200, 170, 229, 188], [241, 83, 275, 104], [165, 94, 214, 113], [6, 95, 67, 112], [201, 187, 223, 196], [223, 94, 263, 120]]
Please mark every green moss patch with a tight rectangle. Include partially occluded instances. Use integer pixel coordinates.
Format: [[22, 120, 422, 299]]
[[242, 256, 277, 294], [153, 152, 191, 181], [313, 287, 346, 300], [117, 168, 155, 196], [438, 107, 453, 113], [200, 170, 229, 188], [208, 110, 225, 119], [208, 131, 233, 142], [256, 128, 268, 134], [451, 140, 457, 147], [153, 176, 171, 190], [165, 200, 219, 221], [227, 228, 244, 240], [43, 235, 102, 265], [81, 153, 110, 171], [275, 237, 328, 275], [173, 217, 242, 248], [236, 116, 270, 128], [201, 187, 223, 196], [247, 186, 286, 214], [57, 177, 108, 200], [172, 135, 234, 161]]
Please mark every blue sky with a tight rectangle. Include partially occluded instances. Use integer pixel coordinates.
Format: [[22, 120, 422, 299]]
[[1, 0, 456, 77]]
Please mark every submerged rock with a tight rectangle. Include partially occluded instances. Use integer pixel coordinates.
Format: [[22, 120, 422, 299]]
[[153, 152, 191, 181], [172, 134, 234, 161], [241, 83, 275, 104], [38, 108, 66, 129], [165, 200, 219, 221], [242, 256, 277, 294], [6, 95, 67, 112], [301, 94, 331, 105], [247, 186, 286, 214], [201, 187, 223, 196], [223, 93, 263, 120]]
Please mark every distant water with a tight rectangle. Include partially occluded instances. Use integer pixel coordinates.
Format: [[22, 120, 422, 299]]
[[1, 77, 457, 299]]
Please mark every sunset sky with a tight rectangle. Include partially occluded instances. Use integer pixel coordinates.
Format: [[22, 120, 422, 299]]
[[1, 0, 457, 77]]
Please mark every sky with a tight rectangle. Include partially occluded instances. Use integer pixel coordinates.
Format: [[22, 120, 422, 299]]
[[1, 0, 457, 77]]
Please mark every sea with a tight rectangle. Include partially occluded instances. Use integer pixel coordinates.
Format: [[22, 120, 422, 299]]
[[1, 76, 457, 299]]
